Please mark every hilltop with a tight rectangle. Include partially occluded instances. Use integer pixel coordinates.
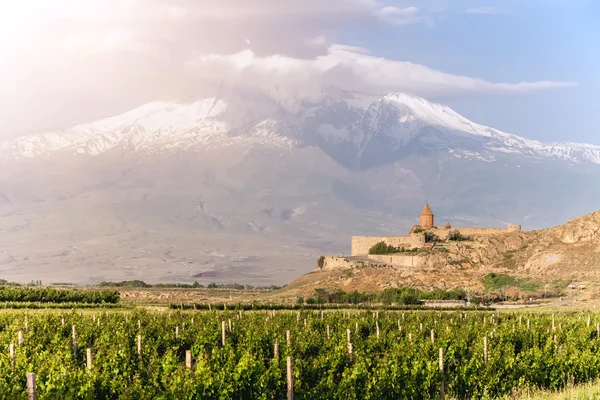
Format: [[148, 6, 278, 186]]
[[277, 210, 600, 299]]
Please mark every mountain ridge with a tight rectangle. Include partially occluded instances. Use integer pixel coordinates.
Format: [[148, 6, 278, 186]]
[[2, 89, 599, 167]]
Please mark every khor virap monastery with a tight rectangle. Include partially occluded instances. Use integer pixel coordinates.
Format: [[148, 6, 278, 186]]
[[351, 202, 522, 256]]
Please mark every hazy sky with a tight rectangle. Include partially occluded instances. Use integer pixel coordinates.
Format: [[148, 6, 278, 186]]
[[0, 0, 598, 144]]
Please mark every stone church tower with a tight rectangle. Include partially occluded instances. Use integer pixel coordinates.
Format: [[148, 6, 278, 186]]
[[420, 202, 434, 228]]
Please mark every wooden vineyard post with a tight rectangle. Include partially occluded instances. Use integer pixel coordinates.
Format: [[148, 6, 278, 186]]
[[72, 325, 78, 359], [186, 350, 192, 369], [376, 321, 380, 340], [25, 317, 28, 333], [61, 316, 65, 327], [304, 319, 307, 328], [222, 321, 226, 346], [296, 312, 300, 323], [483, 336, 488, 365], [431, 329, 435, 344], [326, 325, 330, 340], [138, 320, 141, 330], [86, 348, 93, 371], [274, 342, 279, 359], [398, 320, 401, 331], [527, 319, 530, 330], [408, 333, 412, 343], [321, 311, 324, 320], [27, 372, 37, 400], [137, 334, 142, 358], [286, 330, 291, 346], [355, 322, 358, 333], [420, 323, 423, 331], [175, 326, 179, 339], [287, 356, 294, 400], [9, 343, 15, 372], [596, 323, 599, 338], [228, 319, 232, 332], [347, 329, 353, 359], [439, 348, 445, 400], [18, 331, 24, 347]]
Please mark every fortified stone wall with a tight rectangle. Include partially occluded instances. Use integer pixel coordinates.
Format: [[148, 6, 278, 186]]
[[452, 227, 520, 237], [367, 254, 425, 268], [351, 235, 425, 256]]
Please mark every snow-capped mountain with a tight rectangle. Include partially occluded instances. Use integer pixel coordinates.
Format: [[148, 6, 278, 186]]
[[2, 89, 599, 167], [1, 87, 599, 285]]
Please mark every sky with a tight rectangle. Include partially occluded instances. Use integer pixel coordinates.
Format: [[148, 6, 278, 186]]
[[0, 0, 598, 144]]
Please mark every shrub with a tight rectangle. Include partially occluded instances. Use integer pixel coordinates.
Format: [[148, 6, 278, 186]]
[[317, 256, 325, 269], [369, 241, 400, 255], [448, 229, 470, 241], [424, 232, 440, 243], [413, 227, 424, 234]]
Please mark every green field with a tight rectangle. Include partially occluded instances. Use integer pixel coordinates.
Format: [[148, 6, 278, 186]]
[[2, 309, 600, 399]]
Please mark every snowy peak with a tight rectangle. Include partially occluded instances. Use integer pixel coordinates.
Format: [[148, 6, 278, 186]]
[[1, 89, 599, 166]]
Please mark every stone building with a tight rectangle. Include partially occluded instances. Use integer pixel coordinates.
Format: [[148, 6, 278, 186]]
[[351, 202, 522, 256]]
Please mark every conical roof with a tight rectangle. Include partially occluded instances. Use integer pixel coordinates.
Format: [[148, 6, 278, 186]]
[[420, 202, 434, 216]]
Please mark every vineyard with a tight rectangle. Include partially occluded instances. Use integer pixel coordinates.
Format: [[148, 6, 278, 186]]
[[1, 310, 600, 399]]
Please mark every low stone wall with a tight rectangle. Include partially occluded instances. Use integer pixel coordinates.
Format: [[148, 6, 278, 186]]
[[351, 235, 425, 256], [367, 254, 424, 268], [453, 228, 511, 237]]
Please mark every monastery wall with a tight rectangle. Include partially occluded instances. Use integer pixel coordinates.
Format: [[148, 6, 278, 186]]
[[351, 235, 425, 256], [367, 254, 425, 268], [453, 225, 521, 237]]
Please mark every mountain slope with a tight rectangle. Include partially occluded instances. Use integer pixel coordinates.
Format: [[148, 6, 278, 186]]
[[0, 87, 599, 285]]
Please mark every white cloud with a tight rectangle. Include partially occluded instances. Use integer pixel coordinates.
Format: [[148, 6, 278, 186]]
[[0, 0, 574, 136], [184, 46, 577, 98]]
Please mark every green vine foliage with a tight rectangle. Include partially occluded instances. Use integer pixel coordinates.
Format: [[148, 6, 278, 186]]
[[0, 310, 599, 398]]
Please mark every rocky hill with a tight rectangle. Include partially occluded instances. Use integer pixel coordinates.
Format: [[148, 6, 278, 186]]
[[280, 210, 600, 297]]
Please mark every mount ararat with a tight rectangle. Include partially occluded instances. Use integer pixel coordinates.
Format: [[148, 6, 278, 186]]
[[1, 87, 599, 284]]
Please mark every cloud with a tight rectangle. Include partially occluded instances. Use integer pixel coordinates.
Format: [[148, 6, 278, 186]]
[[0, 0, 574, 136], [183, 45, 577, 99]]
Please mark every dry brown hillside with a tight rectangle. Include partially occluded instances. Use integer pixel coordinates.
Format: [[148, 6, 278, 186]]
[[278, 210, 600, 298]]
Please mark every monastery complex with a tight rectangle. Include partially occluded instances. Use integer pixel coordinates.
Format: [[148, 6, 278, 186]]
[[351, 202, 522, 256]]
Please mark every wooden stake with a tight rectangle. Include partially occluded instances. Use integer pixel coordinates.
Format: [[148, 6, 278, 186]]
[[186, 350, 192, 369], [27, 372, 37, 400], [431, 329, 435, 344], [86, 348, 92, 371], [287, 357, 294, 400], [137, 334, 142, 357], [72, 325, 78, 359], [439, 348, 445, 400], [326, 325, 330, 339], [376, 321, 380, 340], [228, 319, 232, 332], [25, 317, 28, 333], [175, 326, 179, 339], [483, 336, 488, 365], [274, 342, 279, 358], [222, 321, 226, 346], [347, 329, 353, 358], [61, 316, 65, 327], [9, 343, 15, 371], [286, 330, 291, 346], [18, 331, 24, 347]]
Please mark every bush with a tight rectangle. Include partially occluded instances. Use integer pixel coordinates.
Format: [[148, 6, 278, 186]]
[[448, 229, 470, 241], [317, 256, 325, 269], [424, 232, 440, 243], [369, 241, 401, 255], [413, 227, 424, 233]]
